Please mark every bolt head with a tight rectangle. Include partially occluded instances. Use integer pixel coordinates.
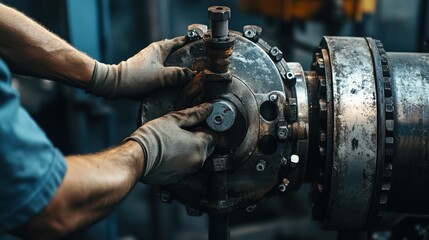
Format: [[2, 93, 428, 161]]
[[256, 160, 266, 172], [286, 71, 295, 80], [269, 94, 278, 102], [278, 183, 287, 192], [244, 29, 256, 39], [291, 154, 299, 164], [208, 6, 231, 21], [187, 30, 198, 38], [269, 46, 283, 62], [246, 205, 256, 213], [159, 191, 171, 203]]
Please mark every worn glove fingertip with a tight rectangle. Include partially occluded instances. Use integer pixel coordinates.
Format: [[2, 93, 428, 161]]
[[163, 67, 193, 87], [197, 102, 214, 118]]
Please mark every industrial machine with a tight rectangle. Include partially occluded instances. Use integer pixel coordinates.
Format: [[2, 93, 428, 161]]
[[139, 6, 429, 240]]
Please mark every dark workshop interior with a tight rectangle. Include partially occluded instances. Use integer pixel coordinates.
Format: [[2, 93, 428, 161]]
[[0, 0, 428, 239]]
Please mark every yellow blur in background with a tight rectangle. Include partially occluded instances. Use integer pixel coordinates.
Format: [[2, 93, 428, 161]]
[[240, 0, 377, 21]]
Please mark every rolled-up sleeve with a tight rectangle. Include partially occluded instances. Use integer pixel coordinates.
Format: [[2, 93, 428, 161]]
[[0, 59, 67, 233]]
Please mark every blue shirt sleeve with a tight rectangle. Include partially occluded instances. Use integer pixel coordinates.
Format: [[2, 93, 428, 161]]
[[0, 59, 67, 233]]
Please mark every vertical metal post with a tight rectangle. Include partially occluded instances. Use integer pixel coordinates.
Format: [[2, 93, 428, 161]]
[[208, 171, 230, 240]]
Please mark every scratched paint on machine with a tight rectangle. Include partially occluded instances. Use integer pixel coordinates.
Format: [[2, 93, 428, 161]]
[[324, 37, 377, 229]]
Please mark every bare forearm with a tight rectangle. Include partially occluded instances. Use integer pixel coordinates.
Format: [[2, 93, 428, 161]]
[[0, 4, 94, 88], [13, 141, 144, 239]]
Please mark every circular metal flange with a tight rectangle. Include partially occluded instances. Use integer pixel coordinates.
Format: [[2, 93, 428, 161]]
[[206, 100, 237, 132], [313, 37, 378, 230], [139, 31, 289, 214]]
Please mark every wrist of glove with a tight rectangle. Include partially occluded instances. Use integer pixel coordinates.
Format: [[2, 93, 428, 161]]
[[87, 36, 193, 99], [125, 103, 216, 185]]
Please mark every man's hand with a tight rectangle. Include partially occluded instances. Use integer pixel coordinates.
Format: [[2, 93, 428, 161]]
[[87, 36, 193, 99], [126, 103, 217, 185]]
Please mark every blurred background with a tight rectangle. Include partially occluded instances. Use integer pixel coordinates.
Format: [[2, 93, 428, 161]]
[[1, 0, 427, 239]]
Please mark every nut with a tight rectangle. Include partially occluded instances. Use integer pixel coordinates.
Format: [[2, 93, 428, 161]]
[[277, 120, 289, 141], [246, 205, 256, 213], [244, 29, 256, 39], [269, 46, 283, 62], [159, 191, 172, 203], [208, 6, 231, 21], [256, 159, 266, 172], [269, 93, 278, 102], [286, 71, 295, 80], [290, 154, 300, 168], [243, 25, 262, 42], [278, 183, 287, 192]]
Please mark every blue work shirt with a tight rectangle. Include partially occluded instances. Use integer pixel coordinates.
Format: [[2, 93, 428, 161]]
[[0, 58, 67, 233]]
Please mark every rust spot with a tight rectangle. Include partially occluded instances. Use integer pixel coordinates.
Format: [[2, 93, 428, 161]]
[[352, 138, 359, 150]]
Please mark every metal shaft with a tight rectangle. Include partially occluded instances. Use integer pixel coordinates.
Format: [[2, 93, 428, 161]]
[[209, 213, 230, 240], [208, 171, 230, 240]]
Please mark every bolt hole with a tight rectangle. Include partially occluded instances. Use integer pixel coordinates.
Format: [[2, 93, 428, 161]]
[[260, 101, 278, 121], [214, 115, 223, 124], [258, 135, 277, 154], [286, 71, 295, 79], [216, 7, 223, 10]]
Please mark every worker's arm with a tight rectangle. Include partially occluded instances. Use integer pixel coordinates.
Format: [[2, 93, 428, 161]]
[[13, 141, 144, 239], [0, 3, 192, 99], [0, 3, 93, 89], [11, 103, 215, 240]]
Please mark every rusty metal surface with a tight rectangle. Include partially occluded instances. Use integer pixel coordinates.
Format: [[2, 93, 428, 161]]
[[285, 62, 309, 190], [322, 37, 378, 229], [386, 52, 429, 213], [140, 31, 289, 214]]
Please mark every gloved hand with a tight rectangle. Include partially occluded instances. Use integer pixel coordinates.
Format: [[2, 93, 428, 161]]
[[125, 103, 217, 185], [87, 36, 193, 99]]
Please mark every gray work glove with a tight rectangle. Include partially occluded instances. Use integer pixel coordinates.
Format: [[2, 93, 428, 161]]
[[87, 36, 193, 99], [125, 103, 217, 185]]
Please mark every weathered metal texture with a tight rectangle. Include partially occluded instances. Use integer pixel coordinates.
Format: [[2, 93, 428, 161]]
[[310, 47, 334, 224], [284, 62, 309, 190], [385, 52, 429, 213], [206, 100, 237, 132], [322, 37, 378, 229], [139, 31, 288, 214], [364, 38, 389, 226]]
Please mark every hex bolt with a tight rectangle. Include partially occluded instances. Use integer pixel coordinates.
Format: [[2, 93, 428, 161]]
[[186, 30, 198, 39], [269, 93, 278, 102], [244, 29, 256, 39], [269, 46, 283, 62], [277, 129, 287, 139], [208, 6, 231, 38], [256, 159, 266, 172], [278, 183, 287, 192], [159, 191, 172, 203], [286, 71, 295, 80], [243, 25, 262, 42], [245, 205, 256, 213], [286, 71, 296, 86], [290, 154, 300, 168]]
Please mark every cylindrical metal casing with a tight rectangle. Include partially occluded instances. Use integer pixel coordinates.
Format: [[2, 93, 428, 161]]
[[386, 52, 429, 213], [310, 37, 429, 230]]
